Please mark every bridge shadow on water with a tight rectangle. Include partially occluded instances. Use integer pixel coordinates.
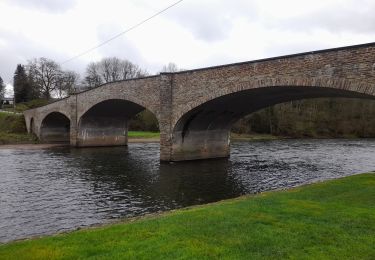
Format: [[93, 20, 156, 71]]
[[49, 139, 375, 211], [1, 139, 374, 242], [66, 144, 245, 208]]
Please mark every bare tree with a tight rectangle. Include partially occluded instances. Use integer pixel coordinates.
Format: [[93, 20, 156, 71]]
[[55, 71, 79, 98], [161, 62, 179, 73], [26, 58, 80, 99], [110, 57, 122, 81], [27, 58, 62, 99], [83, 57, 148, 89], [120, 60, 148, 79], [84, 62, 102, 89], [101, 58, 113, 82]]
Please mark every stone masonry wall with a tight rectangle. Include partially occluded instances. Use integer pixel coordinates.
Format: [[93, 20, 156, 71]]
[[23, 96, 75, 139], [171, 44, 375, 127]]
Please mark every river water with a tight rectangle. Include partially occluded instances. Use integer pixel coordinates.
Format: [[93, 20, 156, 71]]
[[0, 139, 374, 243]]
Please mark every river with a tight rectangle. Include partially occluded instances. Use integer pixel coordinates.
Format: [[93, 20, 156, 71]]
[[0, 139, 374, 243]]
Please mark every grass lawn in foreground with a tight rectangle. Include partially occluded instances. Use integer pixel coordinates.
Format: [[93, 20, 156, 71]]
[[0, 173, 374, 259], [127, 131, 160, 139]]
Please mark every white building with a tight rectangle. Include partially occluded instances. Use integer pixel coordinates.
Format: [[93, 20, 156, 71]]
[[1, 97, 14, 105]]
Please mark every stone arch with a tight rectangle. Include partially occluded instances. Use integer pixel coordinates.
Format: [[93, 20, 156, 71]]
[[29, 118, 35, 134], [76, 79, 161, 122], [172, 77, 375, 127], [77, 98, 159, 147], [170, 80, 375, 161], [40, 112, 70, 143]]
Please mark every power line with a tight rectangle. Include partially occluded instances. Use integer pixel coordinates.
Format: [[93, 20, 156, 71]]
[[61, 0, 184, 65]]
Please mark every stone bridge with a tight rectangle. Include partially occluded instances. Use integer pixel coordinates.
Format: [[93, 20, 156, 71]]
[[24, 42, 375, 161]]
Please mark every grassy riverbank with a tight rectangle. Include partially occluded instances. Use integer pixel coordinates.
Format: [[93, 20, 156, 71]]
[[0, 132, 37, 144], [1, 173, 374, 259], [0, 112, 37, 144], [127, 131, 160, 139]]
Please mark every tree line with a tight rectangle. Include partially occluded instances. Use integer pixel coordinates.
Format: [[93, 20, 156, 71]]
[[13, 58, 79, 103], [232, 98, 375, 138], [12, 57, 180, 103], [12, 57, 134, 103]]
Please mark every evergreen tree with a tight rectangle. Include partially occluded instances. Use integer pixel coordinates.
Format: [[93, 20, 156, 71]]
[[14, 64, 33, 103], [0, 76, 5, 103]]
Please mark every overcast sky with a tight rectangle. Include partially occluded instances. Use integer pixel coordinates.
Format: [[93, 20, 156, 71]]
[[1, 0, 375, 94]]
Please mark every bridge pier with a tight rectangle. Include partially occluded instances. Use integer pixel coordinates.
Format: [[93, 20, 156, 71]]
[[76, 116, 128, 147], [168, 129, 230, 161], [159, 74, 174, 161]]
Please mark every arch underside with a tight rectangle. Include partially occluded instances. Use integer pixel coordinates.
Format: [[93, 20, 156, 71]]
[[77, 99, 146, 147], [171, 86, 375, 161], [29, 118, 35, 134], [40, 112, 70, 143]]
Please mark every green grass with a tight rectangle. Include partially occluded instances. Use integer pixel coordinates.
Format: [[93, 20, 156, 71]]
[[128, 131, 160, 139], [2, 99, 49, 113], [0, 112, 37, 144], [0, 132, 38, 144], [0, 173, 374, 259], [0, 112, 35, 144], [0, 112, 26, 133]]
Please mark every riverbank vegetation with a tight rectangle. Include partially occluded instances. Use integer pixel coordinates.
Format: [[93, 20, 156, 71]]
[[232, 98, 375, 138], [127, 97, 375, 140], [129, 98, 375, 139], [0, 173, 373, 259], [1, 99, 48, 113], [0, 99, 48, 144], [128, 131, 160, 139], [0, 112, 36, 144]]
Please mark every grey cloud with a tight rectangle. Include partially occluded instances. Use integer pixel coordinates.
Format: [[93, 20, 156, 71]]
[[0, 30, 85, 83], [266, 0, 375, 34], [197, 53, 238, 69], [264, 41, 333, 59], [0, 31, 43, 82], [95, 24, 148, 69], [6, 0, 76, 13], [166, 0, 258, 42]]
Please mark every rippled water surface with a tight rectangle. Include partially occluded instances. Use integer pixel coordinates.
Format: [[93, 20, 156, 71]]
[[1, 139, 374, 243]]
